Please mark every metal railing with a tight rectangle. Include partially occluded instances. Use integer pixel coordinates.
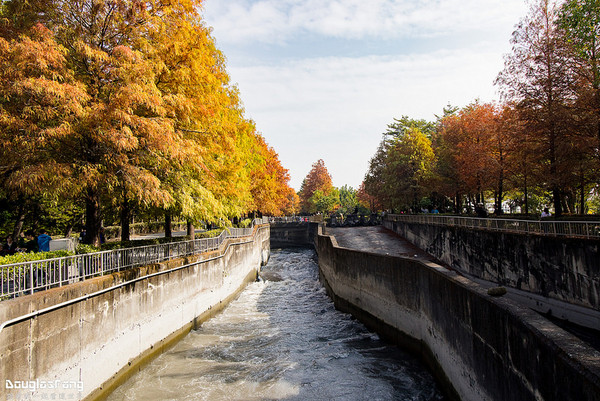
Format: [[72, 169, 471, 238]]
[[269, 216, 311, 223], [269, 216, 325, 223], [1, 218, 269, 300], [385, 214, 600, 239]]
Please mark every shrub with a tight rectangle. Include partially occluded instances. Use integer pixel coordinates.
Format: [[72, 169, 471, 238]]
[[196, 229, 225, 238], [102, 221, 187, 240], [76, 243, 100, 254], [0, 250, 74, 266], [237, 219, 252, 228], [100, 235, 191, 251]]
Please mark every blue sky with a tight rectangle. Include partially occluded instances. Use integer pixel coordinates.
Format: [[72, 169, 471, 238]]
[[202, 0, 529, 190]]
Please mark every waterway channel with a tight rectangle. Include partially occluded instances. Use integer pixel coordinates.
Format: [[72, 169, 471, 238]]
[[107, 248, 447, 401]]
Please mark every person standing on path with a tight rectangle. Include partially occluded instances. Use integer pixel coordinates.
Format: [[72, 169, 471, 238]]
[[37, 230, 52, 252], [1, 235, 17, 255], [23, 230, 39, 252]]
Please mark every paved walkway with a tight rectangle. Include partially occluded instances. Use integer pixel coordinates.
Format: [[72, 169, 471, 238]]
[[325, 226, 434, 261]]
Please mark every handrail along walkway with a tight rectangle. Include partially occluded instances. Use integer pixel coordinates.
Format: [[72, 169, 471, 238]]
[[1, 218, 269, 300], [385, 214, 600, 239], [0, 221, 269, 335]]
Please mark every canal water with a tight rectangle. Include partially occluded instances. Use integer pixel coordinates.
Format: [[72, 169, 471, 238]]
[[108, 248, 447, 401]]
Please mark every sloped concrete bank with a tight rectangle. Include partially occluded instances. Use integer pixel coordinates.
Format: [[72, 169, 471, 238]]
[[383, 219, 600, 312], [316, 227, 600, 401], [0, 225, 270, 401]]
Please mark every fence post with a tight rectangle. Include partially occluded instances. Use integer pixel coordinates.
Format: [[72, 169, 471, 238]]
[[79, 256, 84, 282], [29, 264, 34, 295]]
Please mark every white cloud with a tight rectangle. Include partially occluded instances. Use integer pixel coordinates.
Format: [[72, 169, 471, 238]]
[[204, 0, 527, 44], [201, 0, 529, 190], [229, 47, 506, 189]]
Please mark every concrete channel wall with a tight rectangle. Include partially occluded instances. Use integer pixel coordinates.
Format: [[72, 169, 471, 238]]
[[316, 226, 600, 401], [383, 219, 600, 311], [0, 225, 270, 401], [269, 222, 318, 248]]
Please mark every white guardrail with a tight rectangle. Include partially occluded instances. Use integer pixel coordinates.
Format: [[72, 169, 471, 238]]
[[385, 214, 600, 239], [269, 216, 322, 223], [1, 218, 269, 300]]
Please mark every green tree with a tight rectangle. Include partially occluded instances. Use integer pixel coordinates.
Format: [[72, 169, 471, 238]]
[[388, 127, 436, 210], [364, 124, 436, 211], [363, 139, 394, 210], [337, 185, 359, 215], [364, 114, 438, 212], [386, 115, 436, 139], [310, 189, 339, 215]]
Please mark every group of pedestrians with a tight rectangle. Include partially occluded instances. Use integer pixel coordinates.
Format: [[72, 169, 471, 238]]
[[0, 230, 52, 256]]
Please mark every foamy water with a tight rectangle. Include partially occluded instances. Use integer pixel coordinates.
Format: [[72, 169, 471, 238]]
[[108, 248, 446, 401]]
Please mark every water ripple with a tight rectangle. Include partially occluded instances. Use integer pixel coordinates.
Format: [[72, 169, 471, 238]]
[[108, 248, 446, 401]]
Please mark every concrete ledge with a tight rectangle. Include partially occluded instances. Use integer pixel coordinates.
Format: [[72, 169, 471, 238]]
[[86, 267, 259, 401], [383, 220, 600, 311], [316, 226, 600, 401]]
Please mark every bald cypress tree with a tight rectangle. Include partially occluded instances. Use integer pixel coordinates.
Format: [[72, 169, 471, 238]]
[[496, 0, 577, 216]]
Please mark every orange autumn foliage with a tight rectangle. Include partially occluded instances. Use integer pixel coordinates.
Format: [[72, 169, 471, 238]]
[[0, 1, 294, 244]]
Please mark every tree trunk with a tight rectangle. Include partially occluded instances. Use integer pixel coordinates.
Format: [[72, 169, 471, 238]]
[[187, 221, 195, 241], [524, 185, 529, 216], [597, 87, 600, 171], [580, 174, 586, 215], [120, 195, 131, 242], [85, 189, 102, 246], [493, 191, 499, 214], [496, 168, 504, 214], [597, 118, 600, 168], [549, 130, 562, 217], [579, 187, 585, 215], [63, 217, 78, 238], [11, 202, 26, 243], [553, 186, 563, 217], [454, 192, 461, 214], [165, 212, 172, 238], [467, 194, 475, 214]]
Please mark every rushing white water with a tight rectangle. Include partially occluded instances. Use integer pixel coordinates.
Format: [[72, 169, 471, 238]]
[[108, 248, 446, 401]]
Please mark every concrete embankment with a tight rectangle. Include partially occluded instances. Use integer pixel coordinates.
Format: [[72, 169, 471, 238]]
[[383, 219, 600, 312], [0, 225, 270, 401], [316, 226, 600, 401], [269, 222, 318, 248]]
